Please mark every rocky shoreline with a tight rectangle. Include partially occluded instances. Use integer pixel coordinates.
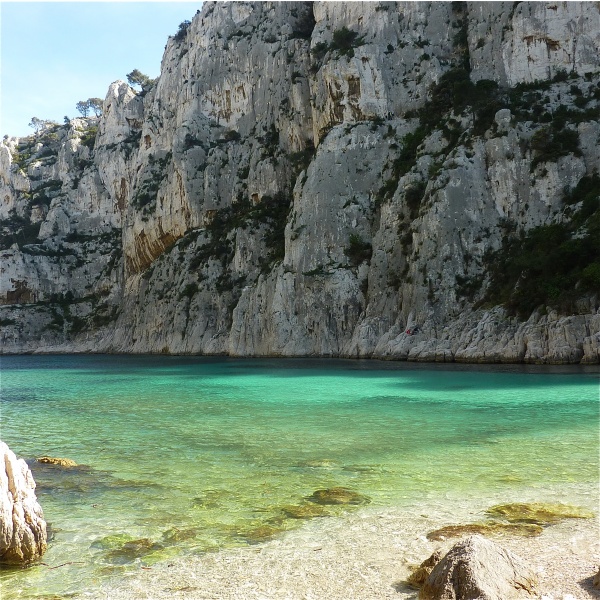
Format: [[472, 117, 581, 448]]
[[101, 501, 599, 600], [2, 304, 599, 365]]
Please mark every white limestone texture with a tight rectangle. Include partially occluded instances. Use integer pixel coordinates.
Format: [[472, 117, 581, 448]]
[[0, 441, 47, 564], [0, 1, 598, 363]]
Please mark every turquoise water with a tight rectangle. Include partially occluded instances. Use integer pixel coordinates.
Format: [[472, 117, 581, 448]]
[[0, 356, 598, 598]]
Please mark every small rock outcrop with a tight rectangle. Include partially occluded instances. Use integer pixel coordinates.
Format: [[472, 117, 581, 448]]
[[407, 549, 443, 589], [419, 535, 537, 600], [0, 442, 47, 564], [37, 456, 77, 467]]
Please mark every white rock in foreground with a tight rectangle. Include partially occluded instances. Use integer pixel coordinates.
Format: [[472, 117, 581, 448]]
[[420, 535, 537, 600], [0, 441, 47, 564]]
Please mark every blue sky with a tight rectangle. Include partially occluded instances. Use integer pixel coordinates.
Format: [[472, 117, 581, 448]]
[[1, 2, 201, 138]]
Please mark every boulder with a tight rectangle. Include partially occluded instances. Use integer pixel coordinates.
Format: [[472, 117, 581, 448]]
[[0, 442, 48, 564], [419, 535, 537, 600], [593, 566, 600, 588]]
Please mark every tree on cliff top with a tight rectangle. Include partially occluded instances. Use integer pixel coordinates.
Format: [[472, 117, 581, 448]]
[[174, 20, 191, 42], [28, 117, 57, 136], [126, 69, 156, 93], [88, 98, 103, 117], [76, 98, 104, 118]]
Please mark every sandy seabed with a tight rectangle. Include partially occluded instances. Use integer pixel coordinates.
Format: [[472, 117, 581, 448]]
[[100, 496, 599, 600]]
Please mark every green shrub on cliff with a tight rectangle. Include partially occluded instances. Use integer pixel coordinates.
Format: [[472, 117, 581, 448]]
[[482, 176, 600, 317]]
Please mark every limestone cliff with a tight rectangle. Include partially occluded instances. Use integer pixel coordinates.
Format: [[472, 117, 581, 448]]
[[1, 1, 599, 363]]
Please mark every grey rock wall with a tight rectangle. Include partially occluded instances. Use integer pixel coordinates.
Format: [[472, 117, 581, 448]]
[[1, 1, 598, 363]]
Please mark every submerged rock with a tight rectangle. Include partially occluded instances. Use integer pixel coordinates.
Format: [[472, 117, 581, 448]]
[[161, 527, 200, 544], [486, 502, 594, 524], [306, 487, 371, 506], [280, 503, 330, 519], [0, 442, 48, 564], [419, 535, 537, 599], [36, 456, 77, 467], [426, 522, 543, 541], [237, 524, 283, 544], [91, 532, 137, 550], [103, 537, 163, 564]]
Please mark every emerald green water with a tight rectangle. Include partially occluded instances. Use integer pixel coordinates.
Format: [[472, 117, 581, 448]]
[[1, 356, 598, 598]]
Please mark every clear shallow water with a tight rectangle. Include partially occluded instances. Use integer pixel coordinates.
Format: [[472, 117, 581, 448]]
[[0, 355, 598, 598]]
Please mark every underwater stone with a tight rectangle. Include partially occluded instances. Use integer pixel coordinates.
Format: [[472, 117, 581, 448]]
[[419, 535, 538, 600], [161, 527, 201, 543], [306, 487, 371, 506], [0, 441, 48, 564], [91, 533, 137, 550], [280, 504, 330, 519], [104, 538, 164, 564], [237, 524, 283, 544], [486, 502, 594, 524], [37, 456, 78, 467], [426, 522, 543, 541]]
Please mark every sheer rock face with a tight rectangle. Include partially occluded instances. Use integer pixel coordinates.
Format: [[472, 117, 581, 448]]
[[0, 1, 599, 363], [0, 442, 47, 564], [419, 535, 538, 600]]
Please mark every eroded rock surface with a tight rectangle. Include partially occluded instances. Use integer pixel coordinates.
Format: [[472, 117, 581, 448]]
[[419, 535, 537, 600], [0, 442, 47, 564]]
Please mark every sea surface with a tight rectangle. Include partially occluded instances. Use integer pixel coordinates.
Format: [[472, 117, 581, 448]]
[[1, 355, 598, 598]]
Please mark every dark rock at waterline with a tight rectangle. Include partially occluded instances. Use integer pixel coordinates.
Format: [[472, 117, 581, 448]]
[[486, 502, 594, 525], [426, 521, 543, 541], [419, 535, 537, 599], [306, 487, 371, 506]]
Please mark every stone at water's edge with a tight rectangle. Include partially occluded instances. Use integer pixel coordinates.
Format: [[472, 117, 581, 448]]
[[0, 441, 48, 564], [406, 549, 442, 590], [419, 535, 537, 600]]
